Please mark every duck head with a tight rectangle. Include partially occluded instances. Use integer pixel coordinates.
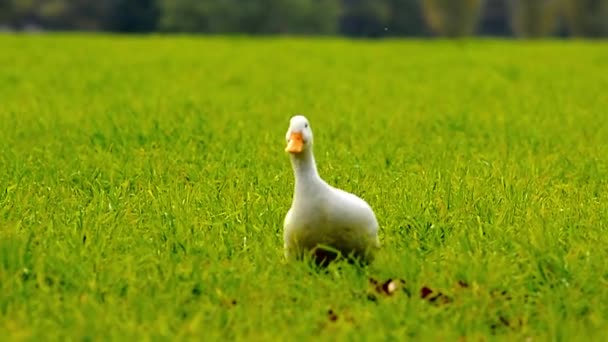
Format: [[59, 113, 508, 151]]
[[285, 115, 313, 155]]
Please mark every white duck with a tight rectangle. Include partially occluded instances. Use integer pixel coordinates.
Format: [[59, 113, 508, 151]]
[[283, 115, 380, 266]]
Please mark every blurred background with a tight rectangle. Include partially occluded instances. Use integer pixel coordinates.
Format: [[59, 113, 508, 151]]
[[0, 0, 607, 38]]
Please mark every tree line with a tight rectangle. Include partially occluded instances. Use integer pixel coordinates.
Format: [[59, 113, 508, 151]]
[[1, 0, 607, 38]]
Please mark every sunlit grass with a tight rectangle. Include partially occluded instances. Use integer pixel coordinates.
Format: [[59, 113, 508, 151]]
[[0, 34, 607, 340]]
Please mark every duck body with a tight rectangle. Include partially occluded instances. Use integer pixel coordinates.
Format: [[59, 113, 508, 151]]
[[282, 115, 380, 265]]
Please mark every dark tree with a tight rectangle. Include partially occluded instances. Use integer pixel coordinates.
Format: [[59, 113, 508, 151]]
[[103, 0, 160, 32]]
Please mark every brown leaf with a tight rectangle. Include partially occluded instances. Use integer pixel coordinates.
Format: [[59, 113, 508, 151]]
[[381, 279, 399, 296], [327, 309, 338, 322], [421, 286, 433, 299], [369, 278, 407, 297], [429, 292, 452, 305], [490, 289, 512, 301]]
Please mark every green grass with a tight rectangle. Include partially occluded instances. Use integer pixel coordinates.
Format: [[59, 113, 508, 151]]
[[1, 34, 608, 341]]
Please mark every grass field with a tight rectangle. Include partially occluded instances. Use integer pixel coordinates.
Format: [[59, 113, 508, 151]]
[[1, 34, 608, 341]]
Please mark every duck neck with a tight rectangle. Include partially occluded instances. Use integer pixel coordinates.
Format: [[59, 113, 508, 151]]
[[290, 148, 324, 195]]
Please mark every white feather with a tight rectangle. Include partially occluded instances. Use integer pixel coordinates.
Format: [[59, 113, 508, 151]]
[[283, 115, 380, 264]]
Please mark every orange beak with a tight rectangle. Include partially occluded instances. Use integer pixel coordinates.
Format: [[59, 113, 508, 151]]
[[285, 132, 304, 153]]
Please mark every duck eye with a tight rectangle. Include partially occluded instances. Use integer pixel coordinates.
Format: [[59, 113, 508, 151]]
[[304, 123, 308, 128]]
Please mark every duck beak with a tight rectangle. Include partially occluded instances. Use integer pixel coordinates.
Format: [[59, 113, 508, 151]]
[[285, 132, 304, 153]]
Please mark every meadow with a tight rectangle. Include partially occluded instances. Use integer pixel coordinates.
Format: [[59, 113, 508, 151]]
[[0, 34, 607, 341]]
